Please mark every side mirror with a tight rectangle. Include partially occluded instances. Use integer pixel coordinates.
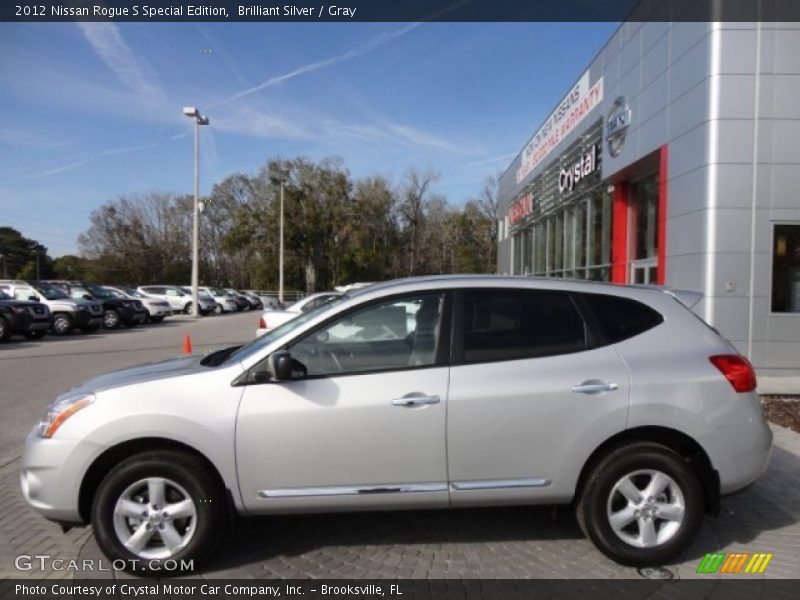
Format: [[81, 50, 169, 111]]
[[269, 350, 295, 381], [28, 295, 39, 302], [83, 294, 93, 300]]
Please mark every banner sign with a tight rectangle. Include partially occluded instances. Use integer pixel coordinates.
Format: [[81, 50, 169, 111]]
[[507, 191, 533, 226], [516, 72, 603, 184]]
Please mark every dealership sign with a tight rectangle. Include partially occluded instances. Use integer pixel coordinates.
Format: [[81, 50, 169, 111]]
[[516, 71, 604, 184], [606, 96, 632, 157], [507, 192, 533, 226], [558, 144, 598, 194]]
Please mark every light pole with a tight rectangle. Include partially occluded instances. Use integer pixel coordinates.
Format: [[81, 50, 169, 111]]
[[183, 106, 209, 318], [278, 164, 288, 304]]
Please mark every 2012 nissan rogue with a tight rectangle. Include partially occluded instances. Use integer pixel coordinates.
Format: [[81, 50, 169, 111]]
[[20, 276, 772, 572]]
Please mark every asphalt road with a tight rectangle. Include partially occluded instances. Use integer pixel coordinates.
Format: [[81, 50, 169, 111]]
[[0, 311, 257, 456]]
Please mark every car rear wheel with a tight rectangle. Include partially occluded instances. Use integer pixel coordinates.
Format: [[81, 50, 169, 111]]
[[576, 443, 703, 566], [0, 317, 10, 342], [183, 302, 193, 315], [213, 304, 222, 315], [103, 309, 120, 329], [52, 313, 73, 335], [91, 450, 225, 573]]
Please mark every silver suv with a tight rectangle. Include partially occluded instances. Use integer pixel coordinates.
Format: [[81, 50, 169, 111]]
[[0, 280, 103, 335], [20, 276, 771, 571]]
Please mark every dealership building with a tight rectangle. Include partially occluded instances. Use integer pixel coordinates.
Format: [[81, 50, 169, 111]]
[[496, 21, 800, 376]]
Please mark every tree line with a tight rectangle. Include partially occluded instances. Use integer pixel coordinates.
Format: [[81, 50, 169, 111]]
[[4, 157, 500, 292]]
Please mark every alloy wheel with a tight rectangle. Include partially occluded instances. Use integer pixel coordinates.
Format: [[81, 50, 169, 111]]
[[112, 477, 197, 560], [606, 469, 685, 548], [104, 310, 119, 329]]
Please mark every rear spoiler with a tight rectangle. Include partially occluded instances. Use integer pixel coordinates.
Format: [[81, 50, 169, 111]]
[[663, 289, 703, 309], [631, 284, 703, 309]]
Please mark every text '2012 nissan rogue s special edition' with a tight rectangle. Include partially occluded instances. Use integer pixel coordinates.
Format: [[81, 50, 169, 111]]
[[20, 276, 772, 572]]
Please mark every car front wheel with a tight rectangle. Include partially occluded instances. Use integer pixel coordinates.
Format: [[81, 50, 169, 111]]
[[91, 450, 225, 573], [52, 313, 73, 335], [576, 442, 704, 567], [103, 309, 120, 329]]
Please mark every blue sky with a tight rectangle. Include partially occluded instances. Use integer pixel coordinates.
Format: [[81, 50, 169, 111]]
[[0, 21, 617, 256]]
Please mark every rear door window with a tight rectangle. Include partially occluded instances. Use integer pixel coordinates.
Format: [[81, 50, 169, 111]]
[[460, 289, 586, 363], [580, 293, 663, 343]]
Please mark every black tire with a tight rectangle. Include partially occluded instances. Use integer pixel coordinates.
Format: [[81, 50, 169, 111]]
[[213, 304, 222, 315], [183, 302, 193, 315], [0, 316, 10, 342], [24, 330, 46, 340], [52, 312, 73, 336], [91, 450, 225, 574], [575, 442, 704, 567], [103, 309, 120, 329], [150, 316, 164, 323]]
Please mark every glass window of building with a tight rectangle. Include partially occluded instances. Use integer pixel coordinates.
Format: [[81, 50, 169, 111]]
[[771, 224, 800, 313], [587, 190, 612, 281], [628, 174, 659, 284]]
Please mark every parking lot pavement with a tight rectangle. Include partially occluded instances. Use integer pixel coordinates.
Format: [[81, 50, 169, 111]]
[[1, 312, 798, 580], [0, 311, 257, 456], [2, 423, 799, 580]]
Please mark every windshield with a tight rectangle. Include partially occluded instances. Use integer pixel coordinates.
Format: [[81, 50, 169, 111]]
[[0, 290, 10, 300], [123, 288, 145, 298], [105, 288, 126, 299], [87, 284, 114, 299], [223, 295, 346, 365], [32, 283, 69, 300]]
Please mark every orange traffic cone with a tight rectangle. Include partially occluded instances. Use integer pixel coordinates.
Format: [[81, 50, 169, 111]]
[[183, 335, 193, 355]]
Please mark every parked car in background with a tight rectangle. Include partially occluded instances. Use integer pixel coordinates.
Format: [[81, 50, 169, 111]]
[[255, 291, 341, 337], [198, 287, 239, 313], [222, 288, 252, 311], [44, 281, 147, 330], [104, 287, 172, 323], [177, 287, 218, 315], [21, 275, 772, 572], [0, 289, 51, 341], [137, 285, 209, 316], [0, 280, 103, 335], [244, 291, 281, 310], [237, 290, 263, 310]]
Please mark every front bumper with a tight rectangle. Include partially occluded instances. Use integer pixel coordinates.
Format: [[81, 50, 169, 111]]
[[25, 318, 52, 333], [20, 427, 104, 524], [74, 310, 103, 329], [146, 305, 172, 317]]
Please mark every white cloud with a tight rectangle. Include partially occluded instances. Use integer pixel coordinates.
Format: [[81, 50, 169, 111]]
[[76, 22, 165, 103], [30, 142, 160, 178], [215, 23, 421, 106]]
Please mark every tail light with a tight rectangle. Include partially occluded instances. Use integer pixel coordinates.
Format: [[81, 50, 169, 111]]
[[258, 317, 266, 329], [709, 354, 757, 393]]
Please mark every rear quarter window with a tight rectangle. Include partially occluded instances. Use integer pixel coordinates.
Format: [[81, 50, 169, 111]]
[[581, 293, 663, 344], [461, 289, 586, 363]]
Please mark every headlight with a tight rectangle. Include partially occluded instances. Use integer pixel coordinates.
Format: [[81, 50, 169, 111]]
[[38, 393, 95, 438]]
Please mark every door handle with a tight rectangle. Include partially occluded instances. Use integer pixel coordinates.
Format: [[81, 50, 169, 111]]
[[392, 395, 440, 407], [571, 380, 619, 394]]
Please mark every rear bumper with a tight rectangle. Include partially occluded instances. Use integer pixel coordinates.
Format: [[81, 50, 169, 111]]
[[702, 410, 773, 495]]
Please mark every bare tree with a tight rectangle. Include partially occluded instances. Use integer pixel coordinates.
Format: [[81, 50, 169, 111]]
[[398, 168, 440, 276]]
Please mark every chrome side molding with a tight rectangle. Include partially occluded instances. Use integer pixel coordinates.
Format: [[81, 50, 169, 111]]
[[450, 478, 551, 491], [259, 478, 551, 498], [259, 482, 448, 498]]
